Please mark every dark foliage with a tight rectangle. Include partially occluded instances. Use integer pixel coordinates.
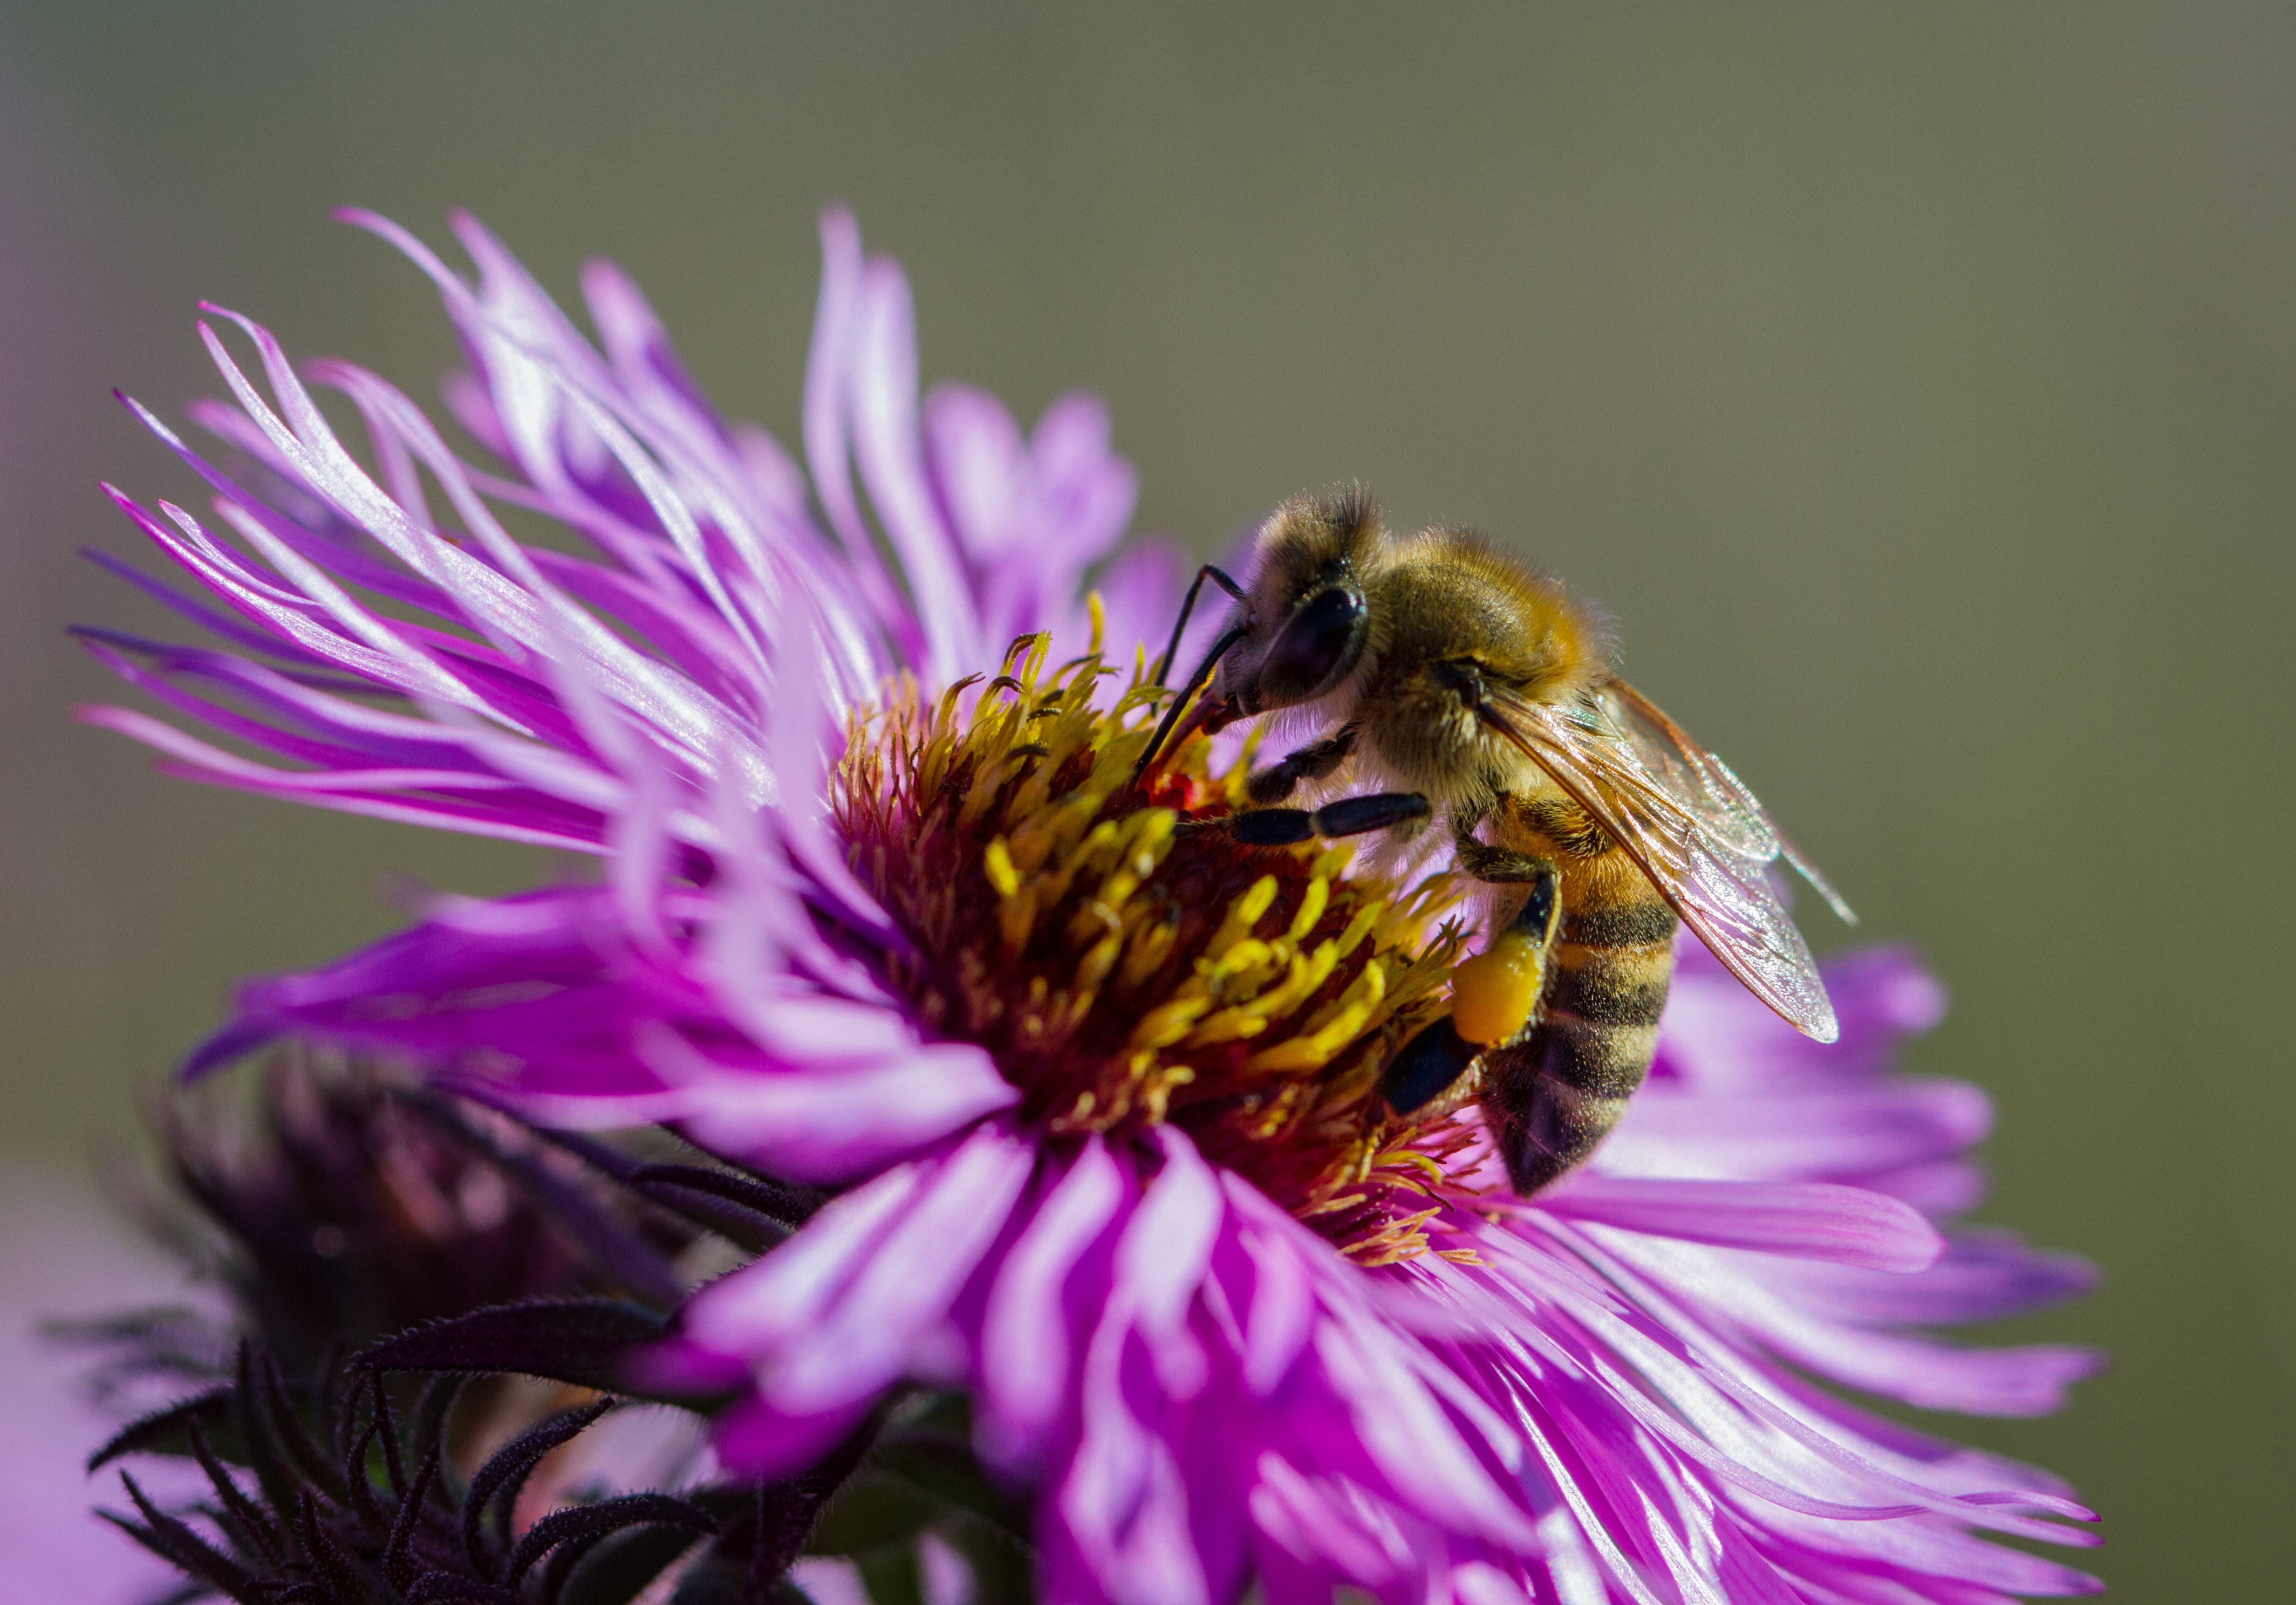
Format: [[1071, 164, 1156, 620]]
[[100, 1060, 710, 1375], [74, 1060, 1036, 1605], [357, 1301, 673, 1395]]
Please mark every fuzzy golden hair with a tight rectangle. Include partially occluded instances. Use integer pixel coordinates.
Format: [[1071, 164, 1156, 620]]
[[1232, 493, 1610, 816]]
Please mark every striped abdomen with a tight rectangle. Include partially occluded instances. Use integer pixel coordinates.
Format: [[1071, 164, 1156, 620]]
[[1480, 813, 1678, 1195]]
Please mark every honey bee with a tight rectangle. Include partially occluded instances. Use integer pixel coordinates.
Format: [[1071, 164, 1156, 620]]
[[1137, 488, 1853, 1195]]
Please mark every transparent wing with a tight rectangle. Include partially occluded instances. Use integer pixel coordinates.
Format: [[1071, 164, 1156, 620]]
[[1479, 677, 1844, 1042], [1602, 680, 1856, 928]]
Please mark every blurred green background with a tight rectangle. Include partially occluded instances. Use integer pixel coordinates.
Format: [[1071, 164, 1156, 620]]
[[1, 3, 2287, 1596]]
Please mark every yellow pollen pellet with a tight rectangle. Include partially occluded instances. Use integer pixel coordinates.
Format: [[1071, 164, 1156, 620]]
[[1449, 928, 1546, 1046]]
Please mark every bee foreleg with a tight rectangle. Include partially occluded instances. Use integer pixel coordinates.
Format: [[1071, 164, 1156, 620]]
[[1230, 791, 1431, 845], [1245, 726, 1357, 805]]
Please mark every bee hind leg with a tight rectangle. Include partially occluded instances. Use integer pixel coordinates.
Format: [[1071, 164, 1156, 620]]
[[1381, 857, 1560, 1118], [1482, 899, 1664, 1194]]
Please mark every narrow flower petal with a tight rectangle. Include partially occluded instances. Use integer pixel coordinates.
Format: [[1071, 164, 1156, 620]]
[[980, 1138, 1131, 1473], [1546, 1177, 1945, 1272]]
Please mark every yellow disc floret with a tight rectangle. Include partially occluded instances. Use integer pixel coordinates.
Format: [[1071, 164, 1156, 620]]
[[833, 625, 1473, 1263]]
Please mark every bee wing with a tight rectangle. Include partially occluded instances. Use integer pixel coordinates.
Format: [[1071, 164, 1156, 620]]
[[1601, 680, 1856, 928], [1478, 678, 1843, 1043]]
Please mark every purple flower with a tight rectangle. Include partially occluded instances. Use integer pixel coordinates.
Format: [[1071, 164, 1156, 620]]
[[83, 209, 2101, 1603]]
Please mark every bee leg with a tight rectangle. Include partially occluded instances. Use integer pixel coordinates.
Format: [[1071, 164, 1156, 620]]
[[1381, 1017, 1479, 1116], [1312, 792, 1431, 836], [1231, 792, 1431, 845], [1451, 835, 1549, 887], [1226, 810, 1317, 846], [1381, 861, 1560, 1116], [1244, 726, 1357, 806]]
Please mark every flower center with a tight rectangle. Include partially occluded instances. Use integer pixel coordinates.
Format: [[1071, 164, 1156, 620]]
[[835, 627, 1475, 1263]]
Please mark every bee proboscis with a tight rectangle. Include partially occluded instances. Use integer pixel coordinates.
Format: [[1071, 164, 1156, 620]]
[[1137, 488, 1853, 1195]]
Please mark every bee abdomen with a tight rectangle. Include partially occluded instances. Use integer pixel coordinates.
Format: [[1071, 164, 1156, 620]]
[[1532, 1011, 1662, 1098], [1559, 898, 1680, 949], [1546, 943, 1671, 1030], [1488, 884, 1677, 1195]]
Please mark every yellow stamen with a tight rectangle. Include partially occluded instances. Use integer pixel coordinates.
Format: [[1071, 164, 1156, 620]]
[[833, 646, 1471, 1263], [983, 839, 1022, 898]]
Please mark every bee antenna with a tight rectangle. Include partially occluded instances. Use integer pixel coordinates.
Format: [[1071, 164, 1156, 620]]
[[1150, 564, 1249, 689], [1132, 621, 1249, 782]]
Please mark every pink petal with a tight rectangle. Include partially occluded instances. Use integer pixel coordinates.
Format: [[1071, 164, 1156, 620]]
[[1545, 1178, 1944, 1273]]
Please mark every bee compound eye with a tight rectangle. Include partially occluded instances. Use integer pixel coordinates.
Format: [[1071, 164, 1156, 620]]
[[1259, 585, 1368, 705]]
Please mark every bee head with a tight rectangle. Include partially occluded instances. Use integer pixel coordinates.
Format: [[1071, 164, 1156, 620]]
[[1209, 488, 1386, 723]]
